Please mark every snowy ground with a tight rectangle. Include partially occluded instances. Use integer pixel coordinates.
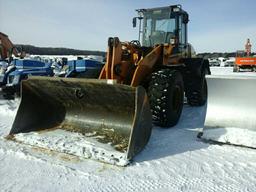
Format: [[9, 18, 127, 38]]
[[0, 67, 256, 192]]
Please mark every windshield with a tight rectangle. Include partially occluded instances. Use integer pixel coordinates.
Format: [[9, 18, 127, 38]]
[[143, 15, 176, 46]]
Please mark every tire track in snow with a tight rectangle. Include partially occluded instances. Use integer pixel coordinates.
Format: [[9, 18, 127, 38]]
[[1, 125, 254, 192], [89, 175, 241, 192], [117, 144, 256, 192], [0, 138, 100, 181]]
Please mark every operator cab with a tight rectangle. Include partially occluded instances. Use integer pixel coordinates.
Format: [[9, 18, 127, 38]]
[[133, 5, 189, 52]]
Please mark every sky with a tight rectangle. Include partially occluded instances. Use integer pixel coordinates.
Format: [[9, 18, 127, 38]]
[[0, 0, 255, 53]]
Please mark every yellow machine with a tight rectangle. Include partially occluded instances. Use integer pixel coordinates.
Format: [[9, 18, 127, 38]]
[[9, 5, 210, 165]]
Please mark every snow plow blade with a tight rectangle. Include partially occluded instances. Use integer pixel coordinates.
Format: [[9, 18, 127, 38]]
[[200, 75, 256, 148], [9, 76, 152, 166]]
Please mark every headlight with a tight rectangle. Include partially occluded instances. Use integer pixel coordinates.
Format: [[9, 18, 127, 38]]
[[8, 75, 14, 84], [8, 75, 20, 85], [13, 75, 20, 84], [173, 7, 180, 12]]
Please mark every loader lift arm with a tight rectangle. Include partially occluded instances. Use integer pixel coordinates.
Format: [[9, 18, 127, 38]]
[[99, 37, 164, 86]]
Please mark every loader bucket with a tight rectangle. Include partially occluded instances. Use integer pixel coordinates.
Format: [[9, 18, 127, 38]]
[[9, 76, 152, 166], [201, 75, 256, 148]]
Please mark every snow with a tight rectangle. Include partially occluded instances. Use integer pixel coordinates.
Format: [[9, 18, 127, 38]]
[[202, 128, 256, 148], [0, 99, 20, 117], [210, 67, 256, 76], [14, 129, 129, 166], [0, 67, 256, 191]]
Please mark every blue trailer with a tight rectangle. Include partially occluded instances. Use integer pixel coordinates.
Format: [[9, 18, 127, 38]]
[[1, 59, 53, 98], [61, 59, 104, 78]]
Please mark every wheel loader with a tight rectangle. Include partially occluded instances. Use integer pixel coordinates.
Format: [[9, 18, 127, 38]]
[[9, 5, 210, 166]]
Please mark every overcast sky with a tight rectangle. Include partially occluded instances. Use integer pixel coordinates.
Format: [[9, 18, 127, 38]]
[[0, 0, 255, 53]]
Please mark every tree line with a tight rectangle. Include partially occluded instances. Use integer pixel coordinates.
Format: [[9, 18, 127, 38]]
[[15, 44, 255, 59], [15, 44, 106, 56]]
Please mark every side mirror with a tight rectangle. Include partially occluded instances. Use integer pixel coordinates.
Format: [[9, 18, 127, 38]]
[[132, 17, 137, 28]]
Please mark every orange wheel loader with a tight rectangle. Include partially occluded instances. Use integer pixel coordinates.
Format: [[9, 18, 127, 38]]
[[8, 5, 210, 166]]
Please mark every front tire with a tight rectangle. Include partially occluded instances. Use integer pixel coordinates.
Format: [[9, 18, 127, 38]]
[[148, 69, 184, 127]]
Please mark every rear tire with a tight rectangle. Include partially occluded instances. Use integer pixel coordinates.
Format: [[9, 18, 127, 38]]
[[148, 69, 184, 127], [186, 72, 207, 106]]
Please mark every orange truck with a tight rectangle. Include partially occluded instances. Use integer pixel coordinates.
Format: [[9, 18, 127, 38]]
[[234, 51, 256, 72], [235, 57, 256, 65], [234, 39, 256, 72]]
